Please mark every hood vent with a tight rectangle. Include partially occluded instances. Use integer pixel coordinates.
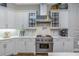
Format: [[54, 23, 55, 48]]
[[37, 3, 47, 19], [39, 3, 47, 15]]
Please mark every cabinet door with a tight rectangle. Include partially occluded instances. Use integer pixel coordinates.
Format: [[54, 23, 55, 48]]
[[15, 11, 29, 29], [64, 38, 73, 52], [0, 6, 6, 28], [22, 11, 29, 28], [15, 12, 23, 29], [0, 42, 5, 56], [25, 38, 35, 52], [59, 10, 68, 28], [53, 38, 64, 52], [7, 8, 16, 28], [15, 39, 26, 53], [4, 39, 16, 56]]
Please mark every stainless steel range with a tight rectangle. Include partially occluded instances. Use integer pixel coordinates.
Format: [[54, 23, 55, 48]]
[[36, 35, 53, 52]]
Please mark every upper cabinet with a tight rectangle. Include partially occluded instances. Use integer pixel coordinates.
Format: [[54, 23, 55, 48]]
[[15, 10, 37, 29], [7, 8, 16, 28], [0, 4, 16, 29], [29, 10, 37, 27], [59, 10, 68, 28], [0, 6, 7, 28], [0, 3, 69, 29], [15, 11, 29, 29], [50, 3, 68, 28]]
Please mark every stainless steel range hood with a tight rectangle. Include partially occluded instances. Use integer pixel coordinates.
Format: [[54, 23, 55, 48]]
[[36, 3, 47, 19], [39, 3, 47, 15]]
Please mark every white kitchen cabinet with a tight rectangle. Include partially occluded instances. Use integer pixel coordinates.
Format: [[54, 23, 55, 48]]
[[15, 38, 35, 53], [0, 6, 16, 29], [15, 10, 37, 29], [53, 38, 73, 52], [15, 12, 23, 29], [4, 39, 16, 56], [68, 4, 78, 37], [0, 39, 16, 56], [15, 11, 29, 29], [59, 10, 68, 28], [0, 41, 5, 56], [53, 38, 64, 52], [15, 38, 26, 53], [0, 6, 7, 28], [7, 8, 16, 28], [25, 38, 35, 52], [64, 38, 73, 52], [22, 11, 29, 28]]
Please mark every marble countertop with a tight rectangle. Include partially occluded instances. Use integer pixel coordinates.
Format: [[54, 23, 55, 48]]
[[0, 36, 36, 40], [0, 36, 74, 41]]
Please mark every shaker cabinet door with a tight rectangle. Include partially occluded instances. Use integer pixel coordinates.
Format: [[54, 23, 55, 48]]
[[15, 11, 29, 29], [64, 38, 73, 52], [0, 6, 6, 28], [5, 39, 16, 56], [53, 38, 64, 52], [59, 10, 68, 28], [15, 39, 26, 53], [25, 38, 35, 52], [0, 42, 5, 56], [7, 9, 16, 28]]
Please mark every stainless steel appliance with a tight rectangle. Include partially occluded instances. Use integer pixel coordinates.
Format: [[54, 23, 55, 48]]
[[36, 35, 53, 52], [59, 29, 68, 37]]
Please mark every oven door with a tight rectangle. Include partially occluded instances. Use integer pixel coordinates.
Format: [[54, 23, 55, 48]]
[[36, 43, 53, 52]]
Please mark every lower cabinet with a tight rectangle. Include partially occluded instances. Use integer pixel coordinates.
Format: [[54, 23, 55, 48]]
[[0, 41, 5, 56], [0, 39, 16, 56], [0, 38, 35, 56], [15, 38, 26, 53], [53, 38, 73, 52], [5, 39, 16, 56], [15, 38, 35, 53], [64, 38, 73, 52], [0, 37, 74, 55], [53, 38, 64, 52], [25, 38, 35, 52]]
